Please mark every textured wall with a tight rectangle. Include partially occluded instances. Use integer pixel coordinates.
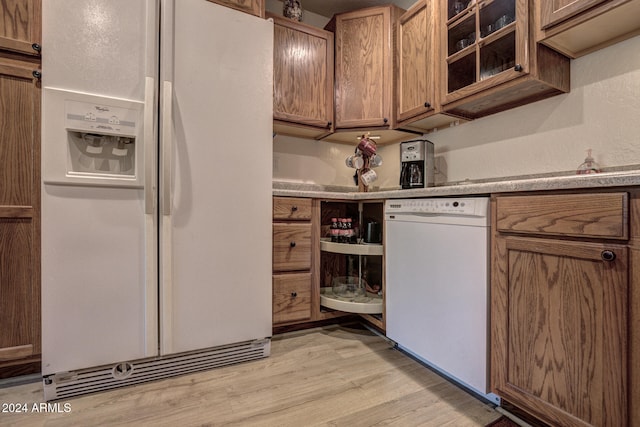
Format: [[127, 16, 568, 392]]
[[273, 30, 640, 187]]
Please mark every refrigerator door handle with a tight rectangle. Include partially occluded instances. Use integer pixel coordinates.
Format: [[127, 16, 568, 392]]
[[161, 80, 172, 216], [144, 76, 156, 215]]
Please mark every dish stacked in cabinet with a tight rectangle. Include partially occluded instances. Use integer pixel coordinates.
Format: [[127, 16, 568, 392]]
[[272, 197, 313, 326]]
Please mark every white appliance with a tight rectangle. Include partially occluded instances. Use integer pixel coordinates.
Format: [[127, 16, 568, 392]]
[[385, 197, 498, 403], [41, 0, 273, 400]]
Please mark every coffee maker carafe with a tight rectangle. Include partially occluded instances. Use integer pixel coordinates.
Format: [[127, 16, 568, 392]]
[[400, 139, 434, 189]]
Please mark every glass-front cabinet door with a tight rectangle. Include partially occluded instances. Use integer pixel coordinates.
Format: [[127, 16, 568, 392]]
[[443, 0, 528, 105]]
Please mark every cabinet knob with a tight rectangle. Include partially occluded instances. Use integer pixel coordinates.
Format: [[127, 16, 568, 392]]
[[32, 70, 42, 80], [601, 250, 616, 262], [514, 64, 523, 72], [327, 121, 332, 128], [290, 241, 296, 248], [291, 292, 297, 298], [383, 117, 388, 124], [424, 102, 431, 108], [291, 206, 298, 212], [32, 43, 41, 53]]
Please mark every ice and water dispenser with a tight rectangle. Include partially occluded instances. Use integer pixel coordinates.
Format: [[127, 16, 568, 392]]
[[42, 88, 145, 187], [66, 100, 137, 177]]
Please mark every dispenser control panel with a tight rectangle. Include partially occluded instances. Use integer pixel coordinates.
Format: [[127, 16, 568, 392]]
[[65, 100, 138, 137]]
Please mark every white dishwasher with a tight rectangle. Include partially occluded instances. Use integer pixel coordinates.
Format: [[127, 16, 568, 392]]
[[385, 197, 497, 403]]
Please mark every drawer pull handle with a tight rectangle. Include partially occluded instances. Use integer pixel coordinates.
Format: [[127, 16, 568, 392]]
[[291, 206, 298, 212], [290, 241, 296, 248], [601, 250, 616, 262], [291, 292, 297, 298]]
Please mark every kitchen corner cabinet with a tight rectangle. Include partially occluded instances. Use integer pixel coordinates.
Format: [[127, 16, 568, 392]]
[[319, 200, 385, 331], [272, 197, 313, 325], [536, 0, 640, 58], [323, 5, 421, 145], [491, 191, 640, 427], [206, 0, 264, 18], [0, 54, 41, 378], [0, 0, 41, 56], [441, 0, 570, 119], [268, 13, 335, 140], [396, 0, 466, 133]]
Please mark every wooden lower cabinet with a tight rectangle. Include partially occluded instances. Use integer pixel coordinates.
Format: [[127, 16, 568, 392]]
[[491, 191, 634, 426], [272, 197, 314, 328], [273, 273, 312, 324]]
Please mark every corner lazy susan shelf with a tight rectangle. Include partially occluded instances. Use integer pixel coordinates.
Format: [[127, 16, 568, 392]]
[[319, 238, 384, 315]]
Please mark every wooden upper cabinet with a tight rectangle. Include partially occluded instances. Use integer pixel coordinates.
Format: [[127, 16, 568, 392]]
[[0, 0, 41, 56], [397, 0, 434, 123], [206, 0, 264, 18], [536, 0, 640, 58], [539, 0, 610, 28], [396, 0, 463, 133], [331, 5, 404, 130], [440, 0, 570, 119], [268, 13, 334, 140]]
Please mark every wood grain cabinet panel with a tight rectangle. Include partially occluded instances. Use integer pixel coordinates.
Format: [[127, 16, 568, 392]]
[[206, 0, 264, 18], [269, 13, 334, 139], [540, 0, 611, 29], [0, 55, 41, 377], [272, 273, 312, 324], [491, 193, 630, 426], [272, 197, 316, 328], [0, 0, 41, 55], [331, 5, 404, 130], [536, 0, 640, 59], [273, 223, 311, 271], [496, 193, 628, 239], [273, 197, 312, 221]]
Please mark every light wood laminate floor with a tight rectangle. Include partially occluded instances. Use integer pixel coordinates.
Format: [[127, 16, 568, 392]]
[[0, 325, 501, 426]]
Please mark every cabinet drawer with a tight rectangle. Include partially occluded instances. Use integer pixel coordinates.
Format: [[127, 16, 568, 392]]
[[273, 197, 312, 221], [273, 273, 312, 324], [496, 193, 628, 239], [273, 223, 312, 271]]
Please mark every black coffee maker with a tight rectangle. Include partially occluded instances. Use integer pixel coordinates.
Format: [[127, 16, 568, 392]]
[[400, 139, 434, 189]]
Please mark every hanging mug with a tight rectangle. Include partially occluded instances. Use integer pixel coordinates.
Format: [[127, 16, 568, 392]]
[[370, 154, 383, 168], [357, 137, 377, 157], [360, 168, 378, 186], [345, 154, 364, 169]]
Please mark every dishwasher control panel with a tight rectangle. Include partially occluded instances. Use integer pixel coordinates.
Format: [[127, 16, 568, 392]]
[[385, 197, 488, 217]]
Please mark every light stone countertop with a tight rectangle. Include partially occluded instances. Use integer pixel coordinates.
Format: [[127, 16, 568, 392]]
[[273, 169, 640, 200]]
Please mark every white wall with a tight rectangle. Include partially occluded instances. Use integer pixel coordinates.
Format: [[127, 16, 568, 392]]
[[271, 14, 640, 186], [273, 136, 401, 189]]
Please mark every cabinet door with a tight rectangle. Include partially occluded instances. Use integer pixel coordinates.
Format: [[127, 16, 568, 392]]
[[0, 57, 41, 372], [271, 16, 334, 131], [442, 0, 529, 104], [0, 0, 41, 55], [540, 0, 610, 29], [334, 6, 393, 128], [397, 0, 435, 122], [492, 236, 627, 427], [205, 0, 264, 18]]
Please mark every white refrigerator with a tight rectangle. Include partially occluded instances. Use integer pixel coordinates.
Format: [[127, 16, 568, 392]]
[[41, 0, 273, 400]]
